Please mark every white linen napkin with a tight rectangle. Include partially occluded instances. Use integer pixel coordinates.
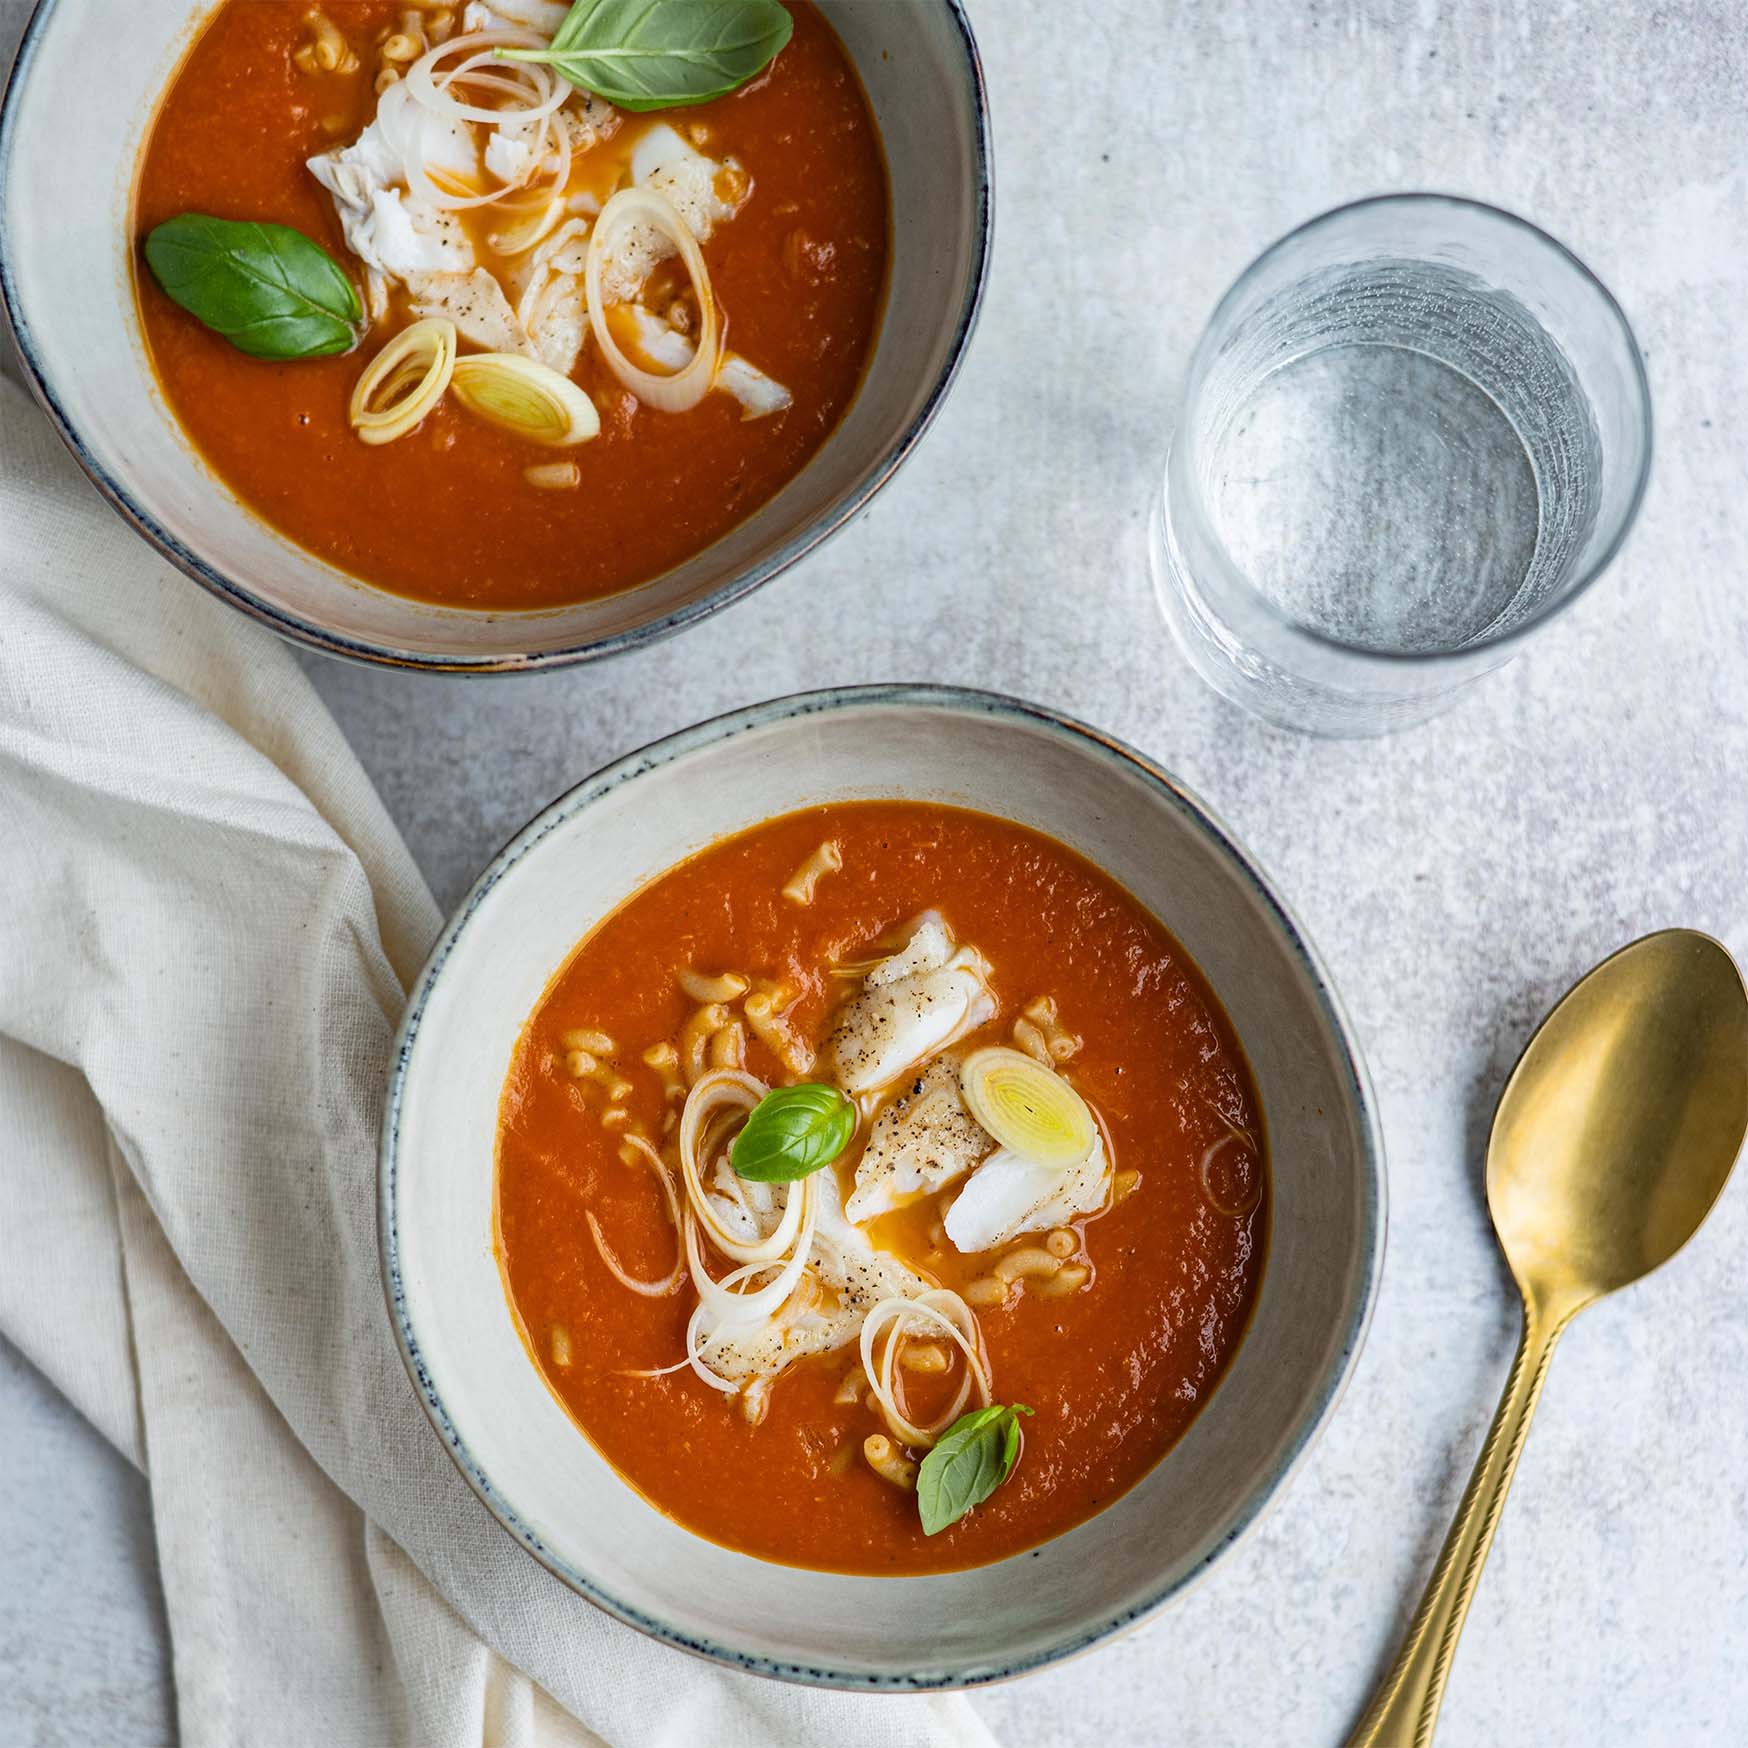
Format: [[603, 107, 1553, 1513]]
[[0, 372, 998, 1748]]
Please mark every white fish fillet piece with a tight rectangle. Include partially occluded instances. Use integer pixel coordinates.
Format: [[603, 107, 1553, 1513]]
[[482, 96, 618, 187], [701, 1169, 931, 1383], [845, 1056, 994, 1224], [631, 123, 744, 238], [307, 84, 479, 281], [560, 97, 620, 158], [715, 355, 794, 420], [462, 0, 568, 32], [596, 123, 748, 305], [618, 308, 792, 420], [515, 220, 593, 374], [305, 174, 473, 281], [524, 281, 587, 374], [866, 915, 955, 987], [521, 219, 591, 284], [404, 268, 531, 355], [825, 917, 995, 1096], [308, 76, 605, 364], [363, 190, 475, 279], [943, 1139, 1111, 1254], [484, 118, 541, 187], [315, 81, 479, 197], [703, 1157, 767, 1248]]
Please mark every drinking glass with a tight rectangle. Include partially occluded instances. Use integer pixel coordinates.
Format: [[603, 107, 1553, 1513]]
[[1150, 195, 1652, 736]]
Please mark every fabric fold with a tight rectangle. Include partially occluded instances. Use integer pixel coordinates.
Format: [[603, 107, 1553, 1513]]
[[0, 373, 995, 1748]]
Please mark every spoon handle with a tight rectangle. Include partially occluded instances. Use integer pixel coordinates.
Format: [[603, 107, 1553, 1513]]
[[1344, 1304, 1565, 1748]]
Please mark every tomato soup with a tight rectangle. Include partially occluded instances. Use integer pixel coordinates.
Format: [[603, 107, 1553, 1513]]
[[132, 2, 888, 608], [495, 803, 1268, 1575]]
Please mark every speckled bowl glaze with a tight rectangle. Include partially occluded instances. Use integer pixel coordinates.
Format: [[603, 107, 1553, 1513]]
[[0, 3, 989, 672], [381, 686, 1385, 1687]]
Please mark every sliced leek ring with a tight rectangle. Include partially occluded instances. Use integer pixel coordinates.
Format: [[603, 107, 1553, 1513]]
[[349, 317, 457, 446], [584, 184, 722, 414], [450, 352, 601, 446], [959, 1046, 1096, 1170]]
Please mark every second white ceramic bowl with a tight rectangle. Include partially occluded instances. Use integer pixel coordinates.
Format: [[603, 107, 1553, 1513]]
[[382, 685, 1385, 1688], [0, 2, 989, 671]]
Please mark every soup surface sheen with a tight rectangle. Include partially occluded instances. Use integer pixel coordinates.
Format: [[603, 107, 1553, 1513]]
[[495, 803, 1269, 1575], [133, 1, 888, 608]]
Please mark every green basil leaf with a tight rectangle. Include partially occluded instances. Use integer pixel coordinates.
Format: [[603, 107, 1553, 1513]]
[[500, 0, 793, 111], [917, 1404, 1033, 1536], [730, 1083, 855, 1183], [144, 214, 362, 361]]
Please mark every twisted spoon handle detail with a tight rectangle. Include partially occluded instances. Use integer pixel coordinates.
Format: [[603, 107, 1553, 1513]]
[[1345, 1304, 1566, 1748]]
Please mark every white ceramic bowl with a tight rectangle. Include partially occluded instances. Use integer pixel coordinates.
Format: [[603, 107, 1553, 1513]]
[[0, 3, 989, 672], [382, 686, 1385, 1688]]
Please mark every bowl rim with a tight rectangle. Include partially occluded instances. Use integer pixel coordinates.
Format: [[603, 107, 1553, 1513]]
[[378, 682, 1388, 1689], [0, 0, 993, 675]]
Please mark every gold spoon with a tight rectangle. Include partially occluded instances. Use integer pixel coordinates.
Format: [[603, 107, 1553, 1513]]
[[1347, 928, 1748, 1748]]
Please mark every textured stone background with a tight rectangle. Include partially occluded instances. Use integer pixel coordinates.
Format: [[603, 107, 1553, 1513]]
[[5, 1, 1748, 1744]]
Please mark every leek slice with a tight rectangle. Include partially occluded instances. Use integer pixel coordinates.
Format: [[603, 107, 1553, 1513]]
[[348, 317, 457, 446], [584, 184, 722, 413], [450, 352, 601, 446], [959, 1046, 1096, 1170]]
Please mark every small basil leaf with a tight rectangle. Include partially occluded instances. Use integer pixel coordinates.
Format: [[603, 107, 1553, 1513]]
[[730, 1083, 855, 1183], [144, 214, 362, 361], [501, 0, 793, 112], [917, 1404, 1033, 1536]]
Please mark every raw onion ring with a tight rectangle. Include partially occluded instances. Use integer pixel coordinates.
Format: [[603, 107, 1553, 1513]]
[[405, 30, 569, 126], [683, 1301, 744, 1395], [1199, 1128, 1263, 1217], [859, 1291, 991, 1449], [679, 1070, 805, 1266], [683, 1179, 817, 1329], [584, 1135, 684, 1297]]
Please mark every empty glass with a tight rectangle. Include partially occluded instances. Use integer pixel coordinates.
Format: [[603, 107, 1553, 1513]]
[[1150, 195, 1652, 736]]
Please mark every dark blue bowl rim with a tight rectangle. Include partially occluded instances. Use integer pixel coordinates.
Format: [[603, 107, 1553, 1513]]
[[0, 1, 993, 675], [378, 682, 1388, 1690]]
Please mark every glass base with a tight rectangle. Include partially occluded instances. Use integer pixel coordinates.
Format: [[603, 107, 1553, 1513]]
[[1147, 485, 1490, 739]]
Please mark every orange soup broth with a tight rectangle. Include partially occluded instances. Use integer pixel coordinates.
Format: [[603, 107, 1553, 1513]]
[[494, 803, 1268, 1574], [133, 1, 889, 607]]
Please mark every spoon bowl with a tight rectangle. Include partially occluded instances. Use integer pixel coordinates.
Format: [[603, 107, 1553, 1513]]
[[1349, 928, 1748, 1747], [1489, 930, 1748, 1314]]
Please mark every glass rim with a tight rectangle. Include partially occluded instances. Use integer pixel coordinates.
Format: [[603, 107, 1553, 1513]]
[[1171, 190, 1655, 670]]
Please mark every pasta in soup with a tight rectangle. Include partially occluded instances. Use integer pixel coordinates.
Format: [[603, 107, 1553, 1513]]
[[133, 1, 888, 607], [495, 802, 1269, 1574]]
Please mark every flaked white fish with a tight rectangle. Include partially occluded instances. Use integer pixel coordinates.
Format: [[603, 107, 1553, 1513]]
[[844, 1055, 994, 1224], [483, 116, 542, 187], [618, 306, 792, 420], [307, 84, 478, 282], [462, 0, 569, 33], [943, 1137, 1110, 1255], [306, 78, 607, 364], [596, 124, 749, 305], [701, 1168, 930, 1384], [825, 916, 996, 1097], [306, 21, 768, 402], [404, 267, 528, 354], [514, 219, 593, 373], [632, 124, 745, 237]]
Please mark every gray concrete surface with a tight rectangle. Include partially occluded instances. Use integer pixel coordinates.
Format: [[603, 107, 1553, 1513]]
[[6, 1, 1748, 1744]]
